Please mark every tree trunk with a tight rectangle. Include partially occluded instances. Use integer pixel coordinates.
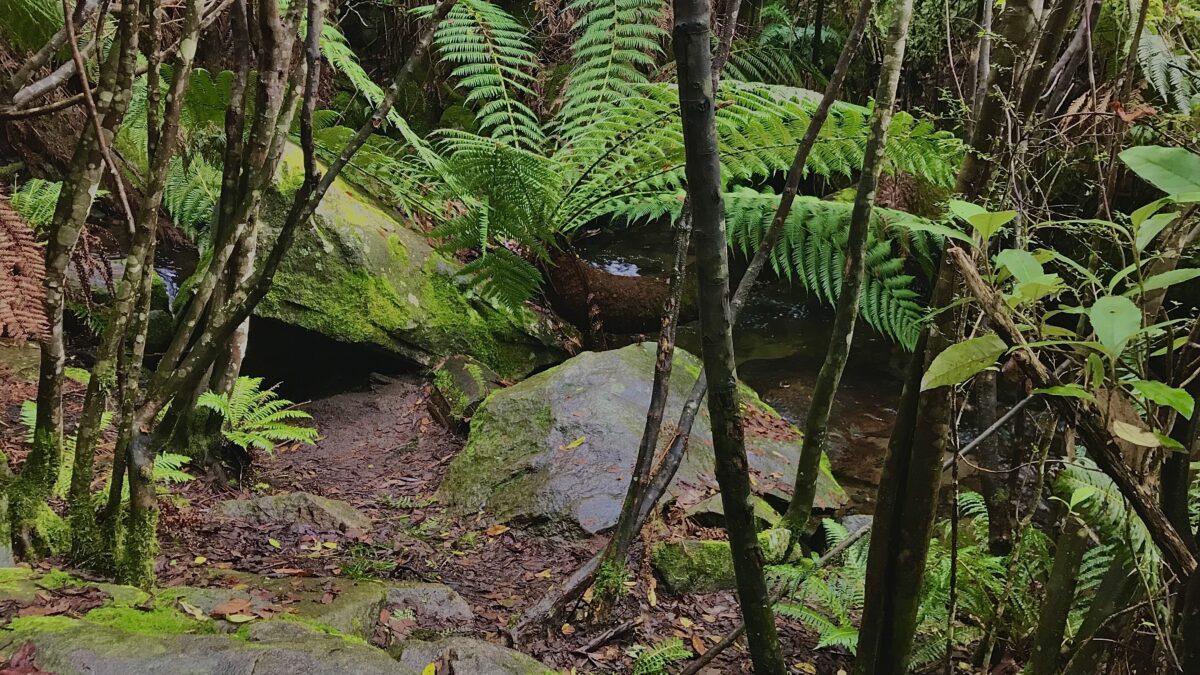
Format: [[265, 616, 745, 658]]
[[16, 0, 142, 552], [673, 1, 785, 671], [1028, 512, 1088, 675], [1060, 555, 1138, 675], [780, 0, 911, 537]]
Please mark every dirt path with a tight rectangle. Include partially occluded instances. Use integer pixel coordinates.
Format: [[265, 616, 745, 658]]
[[156, 375, 847, 673]]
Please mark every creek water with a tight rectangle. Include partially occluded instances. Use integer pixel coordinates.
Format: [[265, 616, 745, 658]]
[[577, 223, 909, 513]]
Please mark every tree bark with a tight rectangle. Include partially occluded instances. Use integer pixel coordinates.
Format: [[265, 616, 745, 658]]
[[673, 1, 785, 671], [780, 0, 911, 537], [17, 0, 142, 552], [69, 0, 204, 563], [1028, 512, 1088, 675]]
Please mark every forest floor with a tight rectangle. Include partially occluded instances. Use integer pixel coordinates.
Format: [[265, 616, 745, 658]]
[[158, 375, 851, 673], [0, 344, 851, 673]]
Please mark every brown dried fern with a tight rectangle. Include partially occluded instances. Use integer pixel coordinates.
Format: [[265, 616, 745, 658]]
[[0, 192, 49, 343]]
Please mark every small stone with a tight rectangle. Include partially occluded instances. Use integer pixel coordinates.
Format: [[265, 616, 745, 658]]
[[216, 492, 371, 533], [385, 584, 473, 625]]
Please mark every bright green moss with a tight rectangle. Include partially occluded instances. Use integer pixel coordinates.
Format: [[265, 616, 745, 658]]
[[0, 567, 36, 585], [7, 615, 79, 632], [82, 606, 213, 635], [277, 613, 369, 645]]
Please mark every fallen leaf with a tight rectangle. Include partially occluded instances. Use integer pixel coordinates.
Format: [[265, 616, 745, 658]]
[[485, 524, 510, 537], [224, 613, 256, 624], [794, 662, 817, 674], [268, 538, 281, 549], [691, 634, 706, 655], [193, 556, 207, 565], [561, 623, 575, 635], [565, 436, 586, 449], [646, 577, 657, 607], [679, 616, 694, 628], [211, 597, 252, 617], [535, 569, 552, 579], [177, 600, 208, 620]]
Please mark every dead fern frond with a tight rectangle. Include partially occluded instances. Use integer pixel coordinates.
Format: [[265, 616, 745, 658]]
[[0, 192, 49, 343]]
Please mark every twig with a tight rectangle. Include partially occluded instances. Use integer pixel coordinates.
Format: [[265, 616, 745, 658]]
[[575, 617, 641, 654]]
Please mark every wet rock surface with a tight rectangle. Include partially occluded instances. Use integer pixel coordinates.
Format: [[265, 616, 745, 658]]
[[440, 343, 846, 535], [393, 636, 555, 675]]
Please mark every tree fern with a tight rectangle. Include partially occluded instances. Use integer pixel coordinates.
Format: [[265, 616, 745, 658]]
[[553, 0, 666, 141], [0, 0, 63, 52], [429, 0, 544, 148], [196, 376, 318, 454], [9, 178, 63, 228], [163, 156, 222, 238], [717, 189, 935, 348], [1138, 31, 1197, 114]]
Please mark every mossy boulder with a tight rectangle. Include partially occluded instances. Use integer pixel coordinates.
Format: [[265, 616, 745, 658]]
[[651, 529, 802, 594], [255, 147, 568, 378], [440, 344, 846, 535], [0, 620, 416, 675]]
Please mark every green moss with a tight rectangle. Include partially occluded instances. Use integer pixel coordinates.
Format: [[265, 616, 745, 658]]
[[115, 503, 158, 589], [432, 367, 470, 419], [31, 504, 70, 557], [0, 567, 35, 585], [386, 234, 410, 267], [278, 613, 369, 646], [82, 606, 214, 635], [651, 529, 801, 594], [37, 569, 77, 589], [439, 395, 554, 517], [6, 615, 80, 632]]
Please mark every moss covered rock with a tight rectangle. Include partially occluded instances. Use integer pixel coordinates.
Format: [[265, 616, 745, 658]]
[[429, 354, 504, 428], [440, 344, 846, 536], [255, 147, 567, 378], [651, 529, 802, 594], [393, 636, 555, 675]]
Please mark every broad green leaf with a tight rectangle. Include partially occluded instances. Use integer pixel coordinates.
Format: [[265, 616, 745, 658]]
[[994, 249, 1043, 283], [920, 334, 1006, 391], [1069, 485, 1099, 510], [1035, 384, 1096, 403], [1011, 274, 1063, 305], [1088, 295, 1142, 356], [899, 220, 974, 244], [1155, 432, 1186, 451], [1128, 379, 1195, 418], [1130, 198, 1167, 228], [1134, 268, 1200, 294], [1119, 146, 1200, 195], [1110, 419, 1160, 447], [1135, 211, 1176, 251], [948, 200, 986, 222], [968, 210, 1017, 241]]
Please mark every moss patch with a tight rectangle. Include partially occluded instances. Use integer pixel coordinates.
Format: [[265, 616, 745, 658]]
[[6, 615, 80, 632], [651, 529, 800, 594], [82, 606, 214, 635]]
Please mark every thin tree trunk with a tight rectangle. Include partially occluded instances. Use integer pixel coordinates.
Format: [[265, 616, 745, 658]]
[[780, 0, 913, 537], [1028, 512, 1088, 675], [971, 0, 993, 125], [811, 0, 825, 65], [974, 371, 1016, 554], [16, 0, 142, 551], [69, 0, 204, 563], [115, 0, 457, 588], [674, 1, 785, 671]]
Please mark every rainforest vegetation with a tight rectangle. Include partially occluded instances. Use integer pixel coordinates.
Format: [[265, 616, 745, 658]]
[[1, 0, 1200, 672]]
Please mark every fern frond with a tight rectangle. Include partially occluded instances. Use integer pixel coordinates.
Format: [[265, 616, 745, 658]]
[[432, 0, 544, 148], [10, 179, 63, 228]]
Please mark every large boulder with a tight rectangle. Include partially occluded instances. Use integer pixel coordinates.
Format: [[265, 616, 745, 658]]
[[1, 620, 416, 675], [255, 148, 568, 378], [440, 344, 846, 535]]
